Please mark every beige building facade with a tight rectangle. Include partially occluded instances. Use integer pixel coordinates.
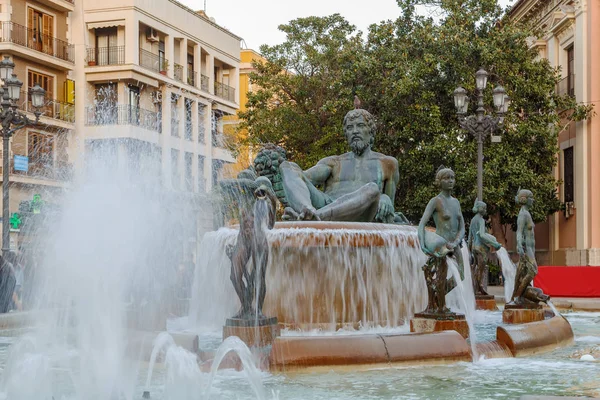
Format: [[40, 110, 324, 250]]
[[0, 0, 240, 250], [510, 0, 600, 265], [0, 0, 76, 248], [76, 0, 238, 193]]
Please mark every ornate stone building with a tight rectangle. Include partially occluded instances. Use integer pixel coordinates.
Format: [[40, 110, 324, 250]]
[[510, 0, 600, 265]]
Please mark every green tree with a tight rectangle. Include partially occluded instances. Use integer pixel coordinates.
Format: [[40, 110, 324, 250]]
[[238, 14, 363, 168], [240, 1, 593, 234]]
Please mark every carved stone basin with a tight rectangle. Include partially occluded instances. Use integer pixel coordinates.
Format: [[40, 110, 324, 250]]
[[263, 221, 427, 329], [191, 221, 428, 330]]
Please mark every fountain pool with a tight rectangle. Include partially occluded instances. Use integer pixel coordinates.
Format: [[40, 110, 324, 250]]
[[2, 311, 598, 399]]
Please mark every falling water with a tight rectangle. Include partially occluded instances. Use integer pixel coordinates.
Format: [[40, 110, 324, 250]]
[[496, 247, 516, 303], [189, 224, 428, 330], [0, 141, 206, 399], [145, 332, 176, 391], [547, 301, 560, 317], [447, 257, 479, 361], [204, 336, 266, 400]]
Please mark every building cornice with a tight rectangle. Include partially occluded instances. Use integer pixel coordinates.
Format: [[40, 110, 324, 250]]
[[84, 6, 241, 62]]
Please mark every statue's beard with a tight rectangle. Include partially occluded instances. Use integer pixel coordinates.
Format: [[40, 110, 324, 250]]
[[350, 139, 369, 155]]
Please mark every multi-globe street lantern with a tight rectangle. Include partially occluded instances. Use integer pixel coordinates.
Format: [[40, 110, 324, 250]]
[[453, 68, 510, 202], [0, 55, 46, 254]]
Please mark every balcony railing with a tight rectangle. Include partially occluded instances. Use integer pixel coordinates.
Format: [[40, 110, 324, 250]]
[[557, 74, 575, 97], [16, 91, 74, 123], [187, 69, 196, 87], [214, 81, 235, 102], [85, 104, 161, 133], [200, 74, 209, 92], [174, 63, 183, 82], [0, 158, 72, 181], [0, 21, 73, 62], [139, 48, 166, 74], [87, 46, 125, 66]]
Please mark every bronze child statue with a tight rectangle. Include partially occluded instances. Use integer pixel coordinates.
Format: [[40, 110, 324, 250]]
[[226, 177, 277, 320], [468, 200, 502, 296], [507, 189, 550, 307], [417, 167, 466, 314]]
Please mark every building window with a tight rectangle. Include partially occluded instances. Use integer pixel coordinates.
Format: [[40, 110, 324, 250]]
[[28, 132, 54, 176], [94, 83, 117, 124], [28, 7, 54, 54], [185, 152, 193, 191], [564, 146, 574, 203], [28, 70, 53, 100], [171, 94, 179, 137], [171, 149, 180, 189], [212, 159, 223, 188], [95, 27, 118, 65], [211, 110, 222, 146], [155, 101, 162, 134], [198, 105, 205, 143], [567, 45, 574, 97], [128, 85, 140, 125], [185, 99, 193, 141], [198, 155, 205, 191]]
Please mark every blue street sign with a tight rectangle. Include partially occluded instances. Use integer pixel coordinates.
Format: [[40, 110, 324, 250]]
[[14, 155, 28, 172]]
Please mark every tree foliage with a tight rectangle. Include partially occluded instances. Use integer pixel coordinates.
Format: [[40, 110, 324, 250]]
[[239, 0, 593, 229]]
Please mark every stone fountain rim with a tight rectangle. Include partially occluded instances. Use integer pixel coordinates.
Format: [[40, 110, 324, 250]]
[[224, 220, 419, 232]]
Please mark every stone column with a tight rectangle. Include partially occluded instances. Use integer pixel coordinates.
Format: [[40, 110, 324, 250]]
[[194, 43, 201, 90], [165, 35, 175, 77], [207, 53, 215, 95], [180, 38, 188, 85]]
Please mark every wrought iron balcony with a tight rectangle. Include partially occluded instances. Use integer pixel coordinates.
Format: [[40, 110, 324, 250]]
[[214, 81, 235, 102], [16, 91, 74, 123], [187, 69, 197, 87], [85, 104, 161, 133], [139, 48, 168, 74], [174, 63, 183, 82], [0, 157, 72, 181], [86, 46, 125, 66], [200, 74, 209, 92], [0, 21, 73, 62], [557, 74, 575, 98]]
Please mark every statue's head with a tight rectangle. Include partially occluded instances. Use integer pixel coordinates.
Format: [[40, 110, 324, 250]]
[[434, 167, 455, 191], [472, 200, 487, 215], [343, 108, 376, 156], [515, 189, 534, 206]]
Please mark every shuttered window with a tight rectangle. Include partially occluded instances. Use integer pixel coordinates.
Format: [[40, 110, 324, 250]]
[[28, 8, 54, 54], [28, 70, 53, 100], [564, 147, 574, 203]]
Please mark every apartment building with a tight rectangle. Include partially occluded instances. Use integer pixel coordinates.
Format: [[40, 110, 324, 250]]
[[0, 0, 76, 249], [77, 0, 238, 194], [222, 48, 265, 176], [510, 0, 600, 266]]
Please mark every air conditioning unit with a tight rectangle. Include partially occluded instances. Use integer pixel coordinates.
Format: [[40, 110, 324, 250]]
[[146, 28, 159, 43], [151, 90, 162, 103]]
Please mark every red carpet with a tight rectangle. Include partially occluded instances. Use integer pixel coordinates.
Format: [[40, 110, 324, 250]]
[[534, 266, 600, 297]]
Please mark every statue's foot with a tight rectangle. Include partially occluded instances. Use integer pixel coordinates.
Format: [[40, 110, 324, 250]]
[[232, 308, 250, 319], [298, 206, 321, 221], [282, 207, 299, 221]]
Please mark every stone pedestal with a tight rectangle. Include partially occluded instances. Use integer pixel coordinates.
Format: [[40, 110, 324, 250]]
[[475, 295, 498, 311], [410, 312, 469, 339], [502, 304, 544, 324], [223, 317, 280, 348]]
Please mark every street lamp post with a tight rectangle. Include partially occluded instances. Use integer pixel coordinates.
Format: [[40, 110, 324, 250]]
[[0, 55, 46, 254], [453, 68, 510, 202]]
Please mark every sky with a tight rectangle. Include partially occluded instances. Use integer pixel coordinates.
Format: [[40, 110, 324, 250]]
[[182, 0, 515, 51], [182, 0, 415, 50]]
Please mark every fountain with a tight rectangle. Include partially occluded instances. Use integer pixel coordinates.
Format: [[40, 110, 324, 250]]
[[0, 99, 589, 400]]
